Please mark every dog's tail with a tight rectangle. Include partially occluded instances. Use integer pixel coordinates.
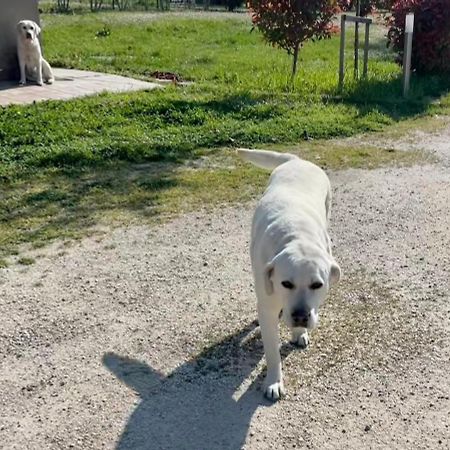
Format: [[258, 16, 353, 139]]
[[236, 148, 297, 171]]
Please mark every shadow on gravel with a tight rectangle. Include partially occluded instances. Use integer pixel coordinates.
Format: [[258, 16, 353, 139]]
[[103, 321, 295, 450]]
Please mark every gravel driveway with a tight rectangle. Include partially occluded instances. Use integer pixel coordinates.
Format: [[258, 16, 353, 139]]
[[1, 124, 449, 449]]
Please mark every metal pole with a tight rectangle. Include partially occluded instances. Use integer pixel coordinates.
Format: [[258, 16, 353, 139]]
[[363, 22, 370, 78], [354, 0, 360, 79], [403, 14, 414, 97], [339, 15, 346, 92]]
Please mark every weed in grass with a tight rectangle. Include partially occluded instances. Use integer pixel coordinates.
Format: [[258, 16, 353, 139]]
[[17, 257, 36, 266], [0, 258, 9, 268], [95, 25, 111, 38]]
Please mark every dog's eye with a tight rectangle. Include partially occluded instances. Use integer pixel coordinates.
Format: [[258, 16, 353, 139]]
[[310, 281, 323, 290], [30, 27, 34, 30], [281, 281, 294, 289]]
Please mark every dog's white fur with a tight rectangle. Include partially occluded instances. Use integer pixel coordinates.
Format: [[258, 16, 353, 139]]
[[16, 20, 54, 86], [238, 148, 341, 400]]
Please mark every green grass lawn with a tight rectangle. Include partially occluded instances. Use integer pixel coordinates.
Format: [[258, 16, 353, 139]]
[[0, 11, 448, 261]]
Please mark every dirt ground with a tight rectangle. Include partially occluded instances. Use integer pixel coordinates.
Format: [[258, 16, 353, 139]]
[[1, 122, 449, 450]]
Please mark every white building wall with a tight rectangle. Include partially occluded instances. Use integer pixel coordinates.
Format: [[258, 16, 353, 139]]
[[0, 0, 40, 80]]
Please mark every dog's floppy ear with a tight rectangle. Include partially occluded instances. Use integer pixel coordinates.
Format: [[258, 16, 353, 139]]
[[264, 261, 275, 296], [329, 260, 341, 286], [34, 22, 41, 36]]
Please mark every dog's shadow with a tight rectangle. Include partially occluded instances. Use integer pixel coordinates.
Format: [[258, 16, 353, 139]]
[[103, 321, 295, 450]]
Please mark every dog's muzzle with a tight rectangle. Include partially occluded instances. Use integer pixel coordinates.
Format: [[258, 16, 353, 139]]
[[26, 32, 32, 40], [291, 308, 310, 328]]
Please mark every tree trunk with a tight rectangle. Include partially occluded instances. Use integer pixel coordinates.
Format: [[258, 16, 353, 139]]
[[291, 42, 300, 81]]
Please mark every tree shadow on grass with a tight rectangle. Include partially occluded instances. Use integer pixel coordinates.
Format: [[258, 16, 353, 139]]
[[0, 162, 182, 256], [103, 321, 296, 450], [332, 72, 450, 122]]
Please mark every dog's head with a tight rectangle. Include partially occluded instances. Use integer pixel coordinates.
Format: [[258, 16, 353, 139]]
[[17, 20, 41, 42], [264, 243, 340, 330]]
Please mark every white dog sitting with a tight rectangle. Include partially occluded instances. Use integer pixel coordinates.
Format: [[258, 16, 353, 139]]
[[237, 148, 341, 400], [16, 20, 54, 86]]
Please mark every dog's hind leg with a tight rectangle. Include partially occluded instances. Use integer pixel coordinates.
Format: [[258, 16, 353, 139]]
[[42, 59, 54, 84], [36, 58, 43, 86], [325, 188, 332, 222]]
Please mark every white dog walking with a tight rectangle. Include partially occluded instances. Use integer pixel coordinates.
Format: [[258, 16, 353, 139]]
[[238, 148, 341, 400], [16, 20, 54, 86]]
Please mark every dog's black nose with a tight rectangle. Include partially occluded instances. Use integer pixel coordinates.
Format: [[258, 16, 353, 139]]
[[291, 309, 310, 327], [26, 32, 32, 39]]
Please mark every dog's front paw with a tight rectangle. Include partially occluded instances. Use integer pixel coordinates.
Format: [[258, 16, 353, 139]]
[[37, 80, 43, 86], [264, 380, 285, 400], [19, 80, 26, 86], [290, 329, 309, 349]]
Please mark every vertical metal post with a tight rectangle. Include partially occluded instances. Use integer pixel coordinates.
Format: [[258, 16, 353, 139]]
[[339, 15, 346, 92], [403, 14, 414, 97], [354, 1, 360, 79], [363, 22, 370, 78]]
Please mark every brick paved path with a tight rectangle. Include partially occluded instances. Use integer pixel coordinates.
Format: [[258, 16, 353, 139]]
[[0, 68, 161, 106]]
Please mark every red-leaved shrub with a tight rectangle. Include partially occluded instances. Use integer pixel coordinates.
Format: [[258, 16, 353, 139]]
[[387, 0, 450, 74], [248, 0, 339, 79]]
